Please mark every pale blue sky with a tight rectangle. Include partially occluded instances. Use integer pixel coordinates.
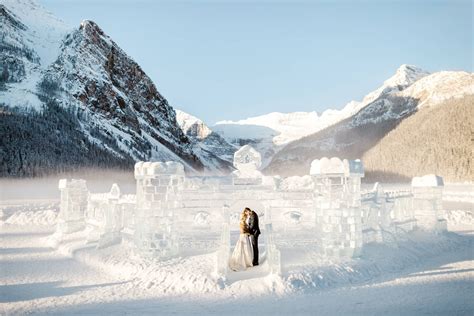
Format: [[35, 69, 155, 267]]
[[40, 0, 472, 125]]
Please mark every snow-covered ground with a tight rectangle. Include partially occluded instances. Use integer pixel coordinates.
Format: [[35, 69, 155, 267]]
[[0, 197, 472, 315]]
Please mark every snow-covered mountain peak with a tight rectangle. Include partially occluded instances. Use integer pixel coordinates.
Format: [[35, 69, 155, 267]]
[[217, 111, 319, 130], [79, 19, 109, 40], [361, 64, 430, 105], [215, 111, 323, 146], [80, 19, 95, 29], [176, 110, 213, 140], [386, 64, 430, 87], [175, 110, 236, 173]]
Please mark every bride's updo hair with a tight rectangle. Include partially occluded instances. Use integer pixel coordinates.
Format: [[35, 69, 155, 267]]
[[241, 208, 252, 220], [239, 208, 251, 234]]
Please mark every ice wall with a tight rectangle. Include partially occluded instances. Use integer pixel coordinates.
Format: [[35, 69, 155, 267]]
[[84, 184, 128, 248]]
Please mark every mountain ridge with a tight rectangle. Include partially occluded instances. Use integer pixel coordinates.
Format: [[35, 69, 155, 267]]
[[263, 70, 474, 180], [0, 0, 224, 176], [1, 0, 472, 180]]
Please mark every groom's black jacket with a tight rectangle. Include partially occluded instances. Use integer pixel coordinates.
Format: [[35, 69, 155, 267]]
[[249, 211, 261, 237]]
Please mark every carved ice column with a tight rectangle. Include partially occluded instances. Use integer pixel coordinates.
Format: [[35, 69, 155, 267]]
[[411, 174, 447, 232], [57, 179, 88, 233], [311, 158, 364, 258], [264, 221, 282, 275], [134, 161, 185, 257], [362, 182, 390, 243]]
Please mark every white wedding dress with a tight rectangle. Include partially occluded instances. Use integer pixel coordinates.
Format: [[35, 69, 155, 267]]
[[229, 218, 254, 271], [229, 234, 254, 271]]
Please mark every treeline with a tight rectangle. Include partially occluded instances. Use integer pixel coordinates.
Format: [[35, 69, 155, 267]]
[[363, 95, 474, 182], [0, 100, 134, 177]]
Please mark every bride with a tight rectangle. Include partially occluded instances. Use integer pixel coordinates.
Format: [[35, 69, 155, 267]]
[[229, 208, 254, 271]]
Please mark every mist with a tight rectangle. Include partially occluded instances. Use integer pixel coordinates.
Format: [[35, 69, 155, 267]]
[[0, 168, 136, 201]]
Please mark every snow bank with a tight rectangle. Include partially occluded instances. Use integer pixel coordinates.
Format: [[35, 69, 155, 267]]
[[279, 176, 314, 191], [1, 209, 58, 226], [446, 210, 474, 226], [284, 230, 470, 292], [47, 226, 472, 297], [443, 184, 474, 203]]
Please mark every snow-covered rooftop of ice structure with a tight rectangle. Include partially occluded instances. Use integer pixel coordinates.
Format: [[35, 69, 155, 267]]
[[310, 157, 364, 177], [134, 161, 185, 177], [411, 174, 444, 187]]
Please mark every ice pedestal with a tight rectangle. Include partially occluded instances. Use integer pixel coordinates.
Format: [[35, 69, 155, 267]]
[[133, 161, 184, 258], [311, 158, 364, 258], [390, 192, 416, 233], [264, 223, 281, 275], [412, 174, 446, 232], [57, 179, 88, 234], [361, 183, 392, 244], [98, 184, 123, 248]]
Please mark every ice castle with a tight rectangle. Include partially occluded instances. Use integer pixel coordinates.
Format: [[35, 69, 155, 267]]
[[55, 145, 447, 277]]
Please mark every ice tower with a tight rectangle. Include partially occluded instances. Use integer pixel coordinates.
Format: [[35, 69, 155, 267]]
[[311, 158, 364, 257], [134, 161, 184, 257]]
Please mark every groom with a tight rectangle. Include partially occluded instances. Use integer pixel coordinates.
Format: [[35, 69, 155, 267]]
[[246, 207, 261, 266]]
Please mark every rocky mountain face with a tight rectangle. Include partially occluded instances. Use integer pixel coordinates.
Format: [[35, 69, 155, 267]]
[[175, 110, 236, 174], [0, 0, 220, 176], [41, 19, 202, 168], [264, 68, 474, 180], [0, 4, 35, 85]]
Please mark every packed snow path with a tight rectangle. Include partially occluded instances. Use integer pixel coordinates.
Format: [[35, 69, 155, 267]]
[[0, 202, 473, 315]]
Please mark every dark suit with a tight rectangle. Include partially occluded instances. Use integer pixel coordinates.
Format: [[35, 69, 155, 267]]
[[248, 210, 261, 265]]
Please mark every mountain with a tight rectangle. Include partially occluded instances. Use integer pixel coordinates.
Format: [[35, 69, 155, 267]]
[[213, 109, 361, 167], [362, 94, 474, 182], [0, 0, 217, 176], [40, 19, 201, 166], [175, 110, 236, 174], [264, 68, 474, 180], [0, 0, 68, 108], [212, 119, 278, 168], [214, 64, 431, 168]]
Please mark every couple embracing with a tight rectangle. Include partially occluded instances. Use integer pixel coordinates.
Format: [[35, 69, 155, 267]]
[[229, 207, 261, 271]]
